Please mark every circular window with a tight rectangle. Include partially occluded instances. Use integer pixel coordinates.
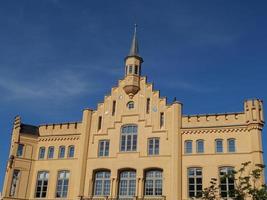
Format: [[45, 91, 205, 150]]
[[127, 101, 134, 109]]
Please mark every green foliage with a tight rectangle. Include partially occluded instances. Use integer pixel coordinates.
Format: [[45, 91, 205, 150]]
[[202, 162, 267, 200]]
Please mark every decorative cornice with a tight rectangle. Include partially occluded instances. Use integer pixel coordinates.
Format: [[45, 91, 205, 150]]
[[181, 127, 248, 135], [38, 136, 80, 142]]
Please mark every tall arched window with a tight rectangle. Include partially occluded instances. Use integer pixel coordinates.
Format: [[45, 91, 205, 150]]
[[38, 147, 46, 159], [93, 171, 111, 196], [35, 171, 49, 198], [56, 170, 70, 198], [120, 125, 138, 152], [227, 139, 236, 152], [58, 146, 65, 158], [119, 170, 136, 198], [144, 170, 163, 196], [68, 145, 75, 158], [196, 140, 204, 153], [220, 167, 235, 198]]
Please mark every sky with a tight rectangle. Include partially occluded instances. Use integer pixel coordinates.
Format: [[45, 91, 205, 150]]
[[0, 0, 267, 190]]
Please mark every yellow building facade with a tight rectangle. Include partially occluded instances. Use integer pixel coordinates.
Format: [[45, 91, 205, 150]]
[[1, 28, 265, 200]]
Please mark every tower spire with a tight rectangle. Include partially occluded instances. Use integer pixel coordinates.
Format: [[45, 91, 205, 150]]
[[128, 24, 139, 56]]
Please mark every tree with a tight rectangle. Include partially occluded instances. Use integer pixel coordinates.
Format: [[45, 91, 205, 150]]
[[202, 162, 267, 200]]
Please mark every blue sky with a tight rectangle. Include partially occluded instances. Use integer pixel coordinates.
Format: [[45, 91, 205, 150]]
[[0, 0, 266, 189]]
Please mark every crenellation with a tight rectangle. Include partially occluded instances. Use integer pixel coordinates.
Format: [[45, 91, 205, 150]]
[[39, 122, 81, 136]]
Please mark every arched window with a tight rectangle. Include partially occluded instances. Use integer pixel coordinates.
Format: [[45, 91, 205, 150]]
[[47, 146, 54, 159], [35, 171, 49, 198], [184, 140, 192, 154], [119, 170, 136, 198], [56, 170, 70, 198], [93, 171, 111, 196], [220, 167, 235, 198], [227, 139, 236, 152], [188, 168, 202, 198], [120, 125, 138, 152], [38, 147, 46, 159], [58, 146, 65, 158], [215, 139, 223, 153], [196, 140, 204, 153], [127, 101, 134, 110], [68, 146, 75, 158], [144, 170, 163, 196]]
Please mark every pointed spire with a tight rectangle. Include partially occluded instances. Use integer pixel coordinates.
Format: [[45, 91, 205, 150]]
[[129, 24, 139, 56]]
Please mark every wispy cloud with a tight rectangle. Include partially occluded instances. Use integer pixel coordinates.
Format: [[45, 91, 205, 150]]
[[0, 69, 99, 101]]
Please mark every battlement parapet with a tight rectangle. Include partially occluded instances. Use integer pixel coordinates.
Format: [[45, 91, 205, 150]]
[[39, 122, 82, 136]]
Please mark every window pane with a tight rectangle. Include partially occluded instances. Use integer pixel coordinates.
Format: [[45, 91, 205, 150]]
[[228, 139, 236, 152], [197, 140, 204, 153], [120, 125, 138, 152], [185, 141, 192, 154], [59, 146, 65, 158], [216, 140, 223, 152]]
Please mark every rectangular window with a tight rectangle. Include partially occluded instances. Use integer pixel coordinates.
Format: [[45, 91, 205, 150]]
[[68, 146, 75, 158], [112, 101, 116, 116], [10, 169, 20, 197], [148, 138, 160, 155], [220, 167, 235, 198], [38, 147, 45, 159], [185, 141, 193, 154], [134, 65, 138, 75], [98, 140, 109, 157], [17, 144, 24, 157], [120, 125, 138, 152], [98, 116, 102, 131], [196, 140, 204, 153], [228, 139, 236, 152], [160, 112, 164, 128], [56, 171, 70, 198], [47, 146, 54, 159], [146, 98, 150, 114], [35, 171, 49, 198], [188, 168, 202, 198], [216, 139, 223, 153], [129, 65, 133, 74]]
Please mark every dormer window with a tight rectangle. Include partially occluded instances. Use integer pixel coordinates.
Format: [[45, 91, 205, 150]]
[[127, 101, 134, 109]]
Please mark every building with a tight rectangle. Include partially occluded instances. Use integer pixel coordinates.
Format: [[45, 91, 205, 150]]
[[1, 27, 265, 200]]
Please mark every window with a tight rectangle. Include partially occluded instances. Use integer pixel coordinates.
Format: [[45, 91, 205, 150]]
[[17, 144, 24, 157], [145, 170, 162, 196], [196, 140, 204, 153], [160, 112, 164, 128], [47, 146, 54, 159], [129, 65, 133, 74], [185, 140, 192, 154], [119, 171, 136, 198], [120, 125, 138, 152], [94, 171, 111, 196], [98, 116, 102, 131], [98, 140, 109, 157], [112, 100, 116, 116], [35, 171, 49, 198], [146, 98, 150, 114], [127, 101, 134, 110], [220, 167, 235, 198], [58, 146, 65, 158], [134, 65, 138, 75], [216, 139, 223, 153], [10, 169, 20, 197], [188, 168, 202, 198], [38, 147, 45, 159], [228, 139, 236, 153], [68, 146, 75, 158], [56, 170, 70, 198], [148, 138, 160, 155]]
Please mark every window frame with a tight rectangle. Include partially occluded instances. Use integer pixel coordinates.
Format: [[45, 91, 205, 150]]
[[147, 138, 160, 156], [146, 98, 150, 114], [127, 101, 134, 110], [112, 100, 116, 116], [120, 125, 138, 152], [118, 170, 136, 198], [219, 167, 235, 198], [187, 167, 203, 198], [93, 170, 111, 196], [9, 169, 20, 197], [196, 140, 204, 153], [184, 140, 193, 154], [215, 139, 224, 153], [68, 145, 75, 158], [47, 146, 54, 159], [227, 138, 236, 153], [35, 171, 49, 198], [144, 169, 163, 196], [160, 112, 164, 128], [98, 116, 102, 131], [58, 146, 66, 159], [55, 170, 70, 198], [98, 140, 110, 157], [17, 144, 24, 157], [38, 147, 46, 160]]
